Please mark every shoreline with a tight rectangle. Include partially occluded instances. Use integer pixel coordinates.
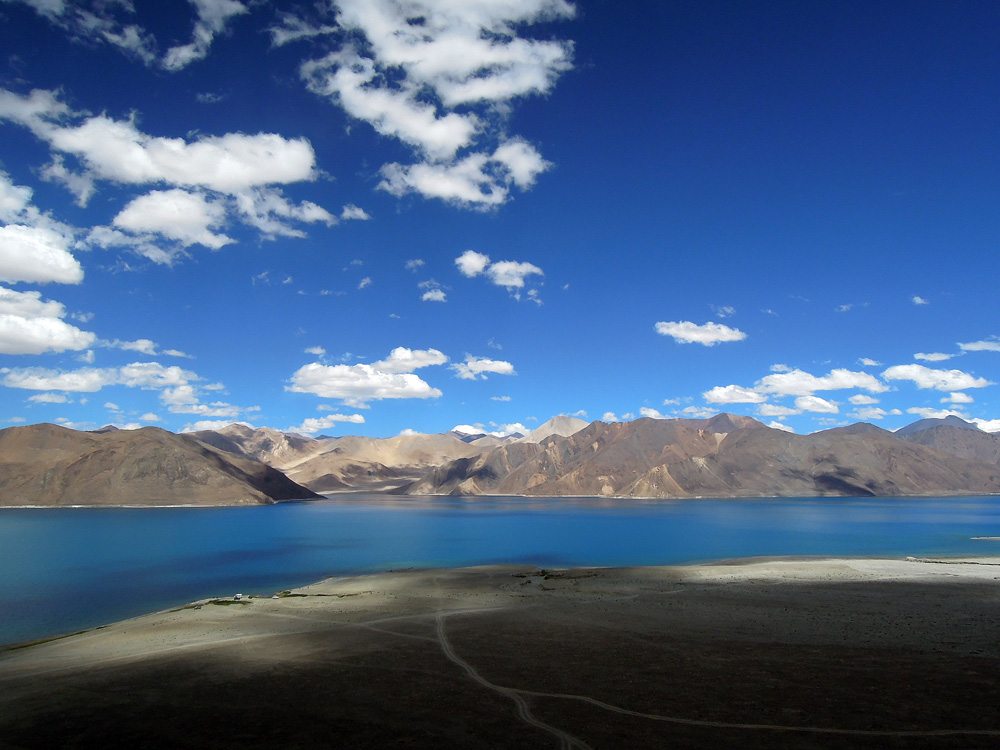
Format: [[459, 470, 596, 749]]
[[4, 556, 1000, 748]]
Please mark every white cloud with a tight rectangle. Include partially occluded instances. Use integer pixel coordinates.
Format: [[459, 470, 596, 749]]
[[406, 259, 425, 271], [180, 419, 254, 433], [601, 412, 619, 422], [757, 368, 888, 397], [2, 366, 117, 392], [639, 407, 665, 419], [491, 395, 511, 402], [490, 422, 528, 438], [703, 385, 766, 404], [911, 295, 929, 305], [111, 189, 233, 250], [677, 406, 718, 419], [291, 414, 366, 434], [882, 364, 992, 391], [287, 362, 442, 406], [486, 260, 544, 290], [454, 250, 543, 298], [110, 338, 158, 355], [162, 0, 249, 71], [27, 392, 69, 403], [959, 338, 1000, 353], [0, 286, 95, 354], [422, 288, 447, 302], [655, 320, 747, 346], [340, 204, 370, 221], [849, 394, 879, 405], [0, 88, 317, 193], [451, 355, 515, 380], [298, 0, 573, 207], [905, 407, 966, 420], [914, 352, 954, 362], [943, 392, 974, 404], [268, 11, 338, 47], [0, 224, 83, 284], [971, 418, 1000, 433], [794, 395, 839, 413], [233, 187, 337, 238], [858, 358, 881, 367], [757, 403, 800, 417], [357, 277, 372, 290], [456, 250, 491, 277], [371, 347, 448, 373], [850, 406, 887, 421], [305, 346, 326, 356], [768, 421, 795, 433]]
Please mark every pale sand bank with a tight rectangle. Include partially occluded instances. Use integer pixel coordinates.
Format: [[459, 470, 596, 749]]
[[2, 557, 1000, 749]]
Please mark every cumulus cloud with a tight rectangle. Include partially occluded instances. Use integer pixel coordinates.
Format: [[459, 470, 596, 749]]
[[849, 394, 879, 405], [768, 421, 795, 433], [0, 286, 95, 354], [655, 320, 747, 346], [971, 418, 1000, 433], [180, 419, 254, 433], [421, 288, 447, 302], [451, 355, 515, 380], [0, 88, 316, 194], [298, 0, 573, 207], [305, 346, 326, 356], [456, 250, 491, 277], [850, 406, 887, 421], [905, 407, 966, 420], [287, 362, 442, 406], [340, 204, 370, 221], [881, 364, 992, 392], [112, 189, 233, 249], [756, 368, 888, 397], [0, 172, 83, 284], [601, 412, 619, 422], [858, 358, 881, 367], [454, 250, 543, 299], [757, 403, 800, 417], [639, 407, 665, 419], [290, 413, 366, 435], [911, 295, 929, 305], [914, 352, 955, 362], [371, 347, 448, 373], [943, 392, 974, 404], [794, 395, 839, 413], [703, 385, 766, 404]]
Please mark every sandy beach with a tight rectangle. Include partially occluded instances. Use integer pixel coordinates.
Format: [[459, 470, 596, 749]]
[[2, 557, 1000, 749]]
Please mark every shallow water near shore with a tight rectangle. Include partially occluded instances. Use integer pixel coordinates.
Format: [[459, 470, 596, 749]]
[[2, 494, 1000, 646]]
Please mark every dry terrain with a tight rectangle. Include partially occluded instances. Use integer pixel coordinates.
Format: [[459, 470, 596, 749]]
[[3, 558, 1000, 749]]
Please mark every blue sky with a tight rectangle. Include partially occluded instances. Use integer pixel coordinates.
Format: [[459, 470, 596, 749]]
[[1, 0, 998, 438]]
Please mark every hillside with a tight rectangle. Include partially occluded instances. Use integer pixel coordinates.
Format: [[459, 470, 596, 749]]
[[0, 423, 319, 507], [399, 414, 1000, 498]]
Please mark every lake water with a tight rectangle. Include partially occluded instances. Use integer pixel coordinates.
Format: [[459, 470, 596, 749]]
[[2, 494, 1000, 647]]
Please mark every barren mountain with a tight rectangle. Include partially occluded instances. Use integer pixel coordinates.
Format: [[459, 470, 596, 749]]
[[399, 414, 1000, 498], [279, 433, 490, 492], [0, 424, 319, 507], [897, 423, 1000, 465], [516, 415, 589, 444], [189, 423, 326, 470]]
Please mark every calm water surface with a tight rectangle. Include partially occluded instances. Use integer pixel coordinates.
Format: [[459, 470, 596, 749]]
[[2, 495, 1000, 646]]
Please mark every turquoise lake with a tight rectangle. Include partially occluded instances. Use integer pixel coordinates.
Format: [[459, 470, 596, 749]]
[[2, 495, 1000, 647]]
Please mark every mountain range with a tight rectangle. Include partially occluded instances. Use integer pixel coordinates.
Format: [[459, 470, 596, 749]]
[[2, 414, 999, 506]]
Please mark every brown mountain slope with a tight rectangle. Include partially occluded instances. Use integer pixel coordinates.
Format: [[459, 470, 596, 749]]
[[897, 424, 1000, 465], [282, 433, 490, 492], [190, 424, 327, 471], [0, 424, 319, 507], [400, 415, 1000, 498]]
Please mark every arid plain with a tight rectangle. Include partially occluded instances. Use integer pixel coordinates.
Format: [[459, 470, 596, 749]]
[[3, 557, 1000, 749]]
